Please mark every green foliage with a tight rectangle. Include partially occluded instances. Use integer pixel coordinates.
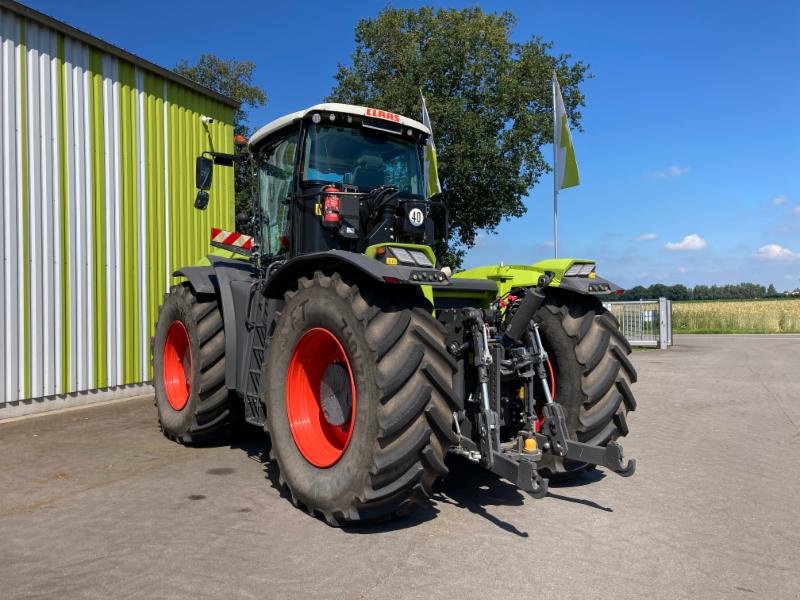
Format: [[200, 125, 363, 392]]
[[175, 54, 266, 135], [328, 7, 588, 267], [175, 54, 267, 216], [617, 282, 776, 301]]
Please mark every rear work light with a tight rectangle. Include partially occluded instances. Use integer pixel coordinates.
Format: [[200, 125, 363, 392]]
[[565, 262, 596, 277]]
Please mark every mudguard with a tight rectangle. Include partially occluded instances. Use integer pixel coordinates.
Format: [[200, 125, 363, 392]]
[[263, 249, 496, 300], [174, 257, 259, 391]]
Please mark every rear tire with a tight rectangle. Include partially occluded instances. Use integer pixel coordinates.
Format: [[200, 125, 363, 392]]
[[152, 283, 231, 444], [534, 291, 638, 476], [265, 271, 458, 526]]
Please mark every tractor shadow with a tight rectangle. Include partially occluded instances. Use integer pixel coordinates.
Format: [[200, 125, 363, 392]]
[[432, 455, 530, 537], [433, 457, 614, 534], [227, 425, 291, 502], [228, 425, 612, 534]]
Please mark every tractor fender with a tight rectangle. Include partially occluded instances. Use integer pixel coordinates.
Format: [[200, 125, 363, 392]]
[[173, 265, 217, 295], [265, 250, 433, 299], [557, 274, 623, 296], [174, 257, 259, 390]]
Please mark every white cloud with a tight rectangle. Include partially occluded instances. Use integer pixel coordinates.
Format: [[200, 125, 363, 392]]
[[677, 266, 687, 273], [635, 233, 658, 241], [792, 205, 800, 214], [773, 195, 788, 206], [665, 234, 707, 251], [756, 244, 799, 261], [650, 165, 689, 178]]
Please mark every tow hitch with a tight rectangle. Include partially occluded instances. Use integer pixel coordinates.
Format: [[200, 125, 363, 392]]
[[455, 272, 637, 498]]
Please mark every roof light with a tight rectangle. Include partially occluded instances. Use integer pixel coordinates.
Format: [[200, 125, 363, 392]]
[[329, 113, 336, 121], [312, 113, 321, 124], [579, 263, 595, 276]]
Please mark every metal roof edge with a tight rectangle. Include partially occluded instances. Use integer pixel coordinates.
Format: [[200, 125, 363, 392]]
[[0, 0, 240, 110]]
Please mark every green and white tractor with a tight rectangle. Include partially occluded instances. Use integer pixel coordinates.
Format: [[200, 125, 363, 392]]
[[152, 103, 637, 525]]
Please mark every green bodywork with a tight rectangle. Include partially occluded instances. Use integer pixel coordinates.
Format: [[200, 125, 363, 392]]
[[440, 258, 595, 307], [364, 243, 596, 308]]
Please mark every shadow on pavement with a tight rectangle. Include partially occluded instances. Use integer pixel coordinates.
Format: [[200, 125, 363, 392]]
[[227, 425, 612, 533], [546, 468, 614, 512], [432, 456, 529, 537]]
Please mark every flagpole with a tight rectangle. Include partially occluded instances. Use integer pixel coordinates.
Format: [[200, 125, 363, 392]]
[[554, 189, 558, 259], [552, 71, 558, 259]]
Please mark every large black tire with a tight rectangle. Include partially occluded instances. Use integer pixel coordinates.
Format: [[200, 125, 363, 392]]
[[264, 271, 458, 526], [152, 283, 231, 444], [534, 291, 638, 475]]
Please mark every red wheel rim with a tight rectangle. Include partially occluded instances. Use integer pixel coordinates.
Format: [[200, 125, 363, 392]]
[[535, 357, 557, 432], [286, 328, 357, 468], [163, 320, 192, 411]]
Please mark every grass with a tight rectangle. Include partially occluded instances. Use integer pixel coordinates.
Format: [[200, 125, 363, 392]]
[[672, 298, 800, 334]]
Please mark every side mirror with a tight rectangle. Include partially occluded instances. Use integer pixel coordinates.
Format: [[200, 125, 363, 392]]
[[196, 156, 213, 190], [194, 190, 209, 210]]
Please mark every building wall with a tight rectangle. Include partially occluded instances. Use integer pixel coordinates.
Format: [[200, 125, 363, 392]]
[[0, 6, 235, 407]]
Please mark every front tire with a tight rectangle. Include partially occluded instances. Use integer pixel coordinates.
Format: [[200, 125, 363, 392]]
[[534, 291, 638, 475], [152, 283, 231, 444], [265, 271, 458, 525]]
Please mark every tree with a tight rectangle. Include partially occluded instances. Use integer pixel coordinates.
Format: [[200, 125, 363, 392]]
[[175, 55, 267, 216], [175, 54, 267, 135], [767, 283, 777, 297], [328, 7, 589, 266]]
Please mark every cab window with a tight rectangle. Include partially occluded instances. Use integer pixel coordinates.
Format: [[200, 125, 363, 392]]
[[258, 132, 298, 255]]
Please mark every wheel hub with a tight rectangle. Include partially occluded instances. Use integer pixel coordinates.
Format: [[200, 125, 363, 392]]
[[320, 362, 352, 427]]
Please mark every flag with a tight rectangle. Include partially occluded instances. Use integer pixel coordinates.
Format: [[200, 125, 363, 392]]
[[553, 73, 580, 190], [420, 91, 441, 197]]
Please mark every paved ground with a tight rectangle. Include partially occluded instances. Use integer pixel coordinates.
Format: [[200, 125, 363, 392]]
[[1, 334, 799, 600]]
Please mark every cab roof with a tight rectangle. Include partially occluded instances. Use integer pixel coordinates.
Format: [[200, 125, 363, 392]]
[[249, 103, 430, 146]]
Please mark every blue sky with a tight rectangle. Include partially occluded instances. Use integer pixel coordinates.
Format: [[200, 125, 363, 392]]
[[27, 0, 800, 289]]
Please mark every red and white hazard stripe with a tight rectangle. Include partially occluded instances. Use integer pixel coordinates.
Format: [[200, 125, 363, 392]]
[[210, 227, 254, 253]]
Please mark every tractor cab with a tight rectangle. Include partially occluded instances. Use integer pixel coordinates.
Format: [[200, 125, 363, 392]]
[[239, 104, 445, 261]]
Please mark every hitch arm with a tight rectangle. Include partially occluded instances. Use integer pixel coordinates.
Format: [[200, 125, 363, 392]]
[[538, 402, 636, 477], [562, 440, 637, 477]]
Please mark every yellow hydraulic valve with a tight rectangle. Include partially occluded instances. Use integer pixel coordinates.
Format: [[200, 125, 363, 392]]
[[523, 437, 538, 453]]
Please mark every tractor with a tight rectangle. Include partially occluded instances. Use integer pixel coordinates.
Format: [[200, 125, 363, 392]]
[[152, 103, 637, 525]]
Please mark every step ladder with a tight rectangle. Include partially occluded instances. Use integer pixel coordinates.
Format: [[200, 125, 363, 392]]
[[242, 281, 268, 427]]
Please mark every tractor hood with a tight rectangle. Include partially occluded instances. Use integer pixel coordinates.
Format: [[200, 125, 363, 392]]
[[454, 259, 623, 300]]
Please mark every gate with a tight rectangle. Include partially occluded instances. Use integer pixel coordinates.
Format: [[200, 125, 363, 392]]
[[602, 298, 672, 349]]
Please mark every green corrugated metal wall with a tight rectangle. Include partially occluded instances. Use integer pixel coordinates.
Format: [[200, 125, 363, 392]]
[[0, 4, 236, 405]]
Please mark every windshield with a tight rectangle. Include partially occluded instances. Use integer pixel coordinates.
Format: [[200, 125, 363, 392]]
[[302, 123, 424, 196]]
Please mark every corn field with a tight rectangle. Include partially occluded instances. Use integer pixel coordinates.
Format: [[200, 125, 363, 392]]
[[672, 299, 800, 333]]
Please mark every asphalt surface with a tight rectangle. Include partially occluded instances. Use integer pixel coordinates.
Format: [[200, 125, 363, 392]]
[[1, 334, 799, 600]]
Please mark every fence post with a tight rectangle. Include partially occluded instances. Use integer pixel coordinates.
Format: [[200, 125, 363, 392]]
[[658, 297, 669, 349]]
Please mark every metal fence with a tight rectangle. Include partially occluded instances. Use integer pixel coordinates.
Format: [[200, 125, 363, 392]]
[[603, 298, 672, 349]]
